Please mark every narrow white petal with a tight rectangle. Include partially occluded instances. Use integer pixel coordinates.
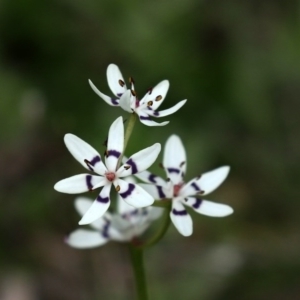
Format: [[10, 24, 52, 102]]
[[66, 229, 108, 249], [119, 90, 133, 113], [139, 80, 169, 110], [117, 143, 161, 177], [64, 133, 107, 175], [54, 174, 105, 194], [170, 201, 193, 236], [163, 135, 187, 185], [137, 111, 169, 126], [79, 184, 111, 225], [89, 79, 120, 106], [107, 64, 127, 97], [135, 170, 167, 186], [74, 197, 110, 230], [185, 197, 234, 217], [138, 183, 169, 200], [105, 117, 124, 171], [196, 166, 230, 195], [148, 207, 164, 221], [149, 100, 187, 118], [114, 179, 154, 207]]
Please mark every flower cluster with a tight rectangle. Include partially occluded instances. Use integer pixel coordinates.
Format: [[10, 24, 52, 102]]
[[54, 64, 233, 248]]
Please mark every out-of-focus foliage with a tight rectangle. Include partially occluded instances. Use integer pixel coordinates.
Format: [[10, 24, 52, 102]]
[[0, 0, 300, 299]]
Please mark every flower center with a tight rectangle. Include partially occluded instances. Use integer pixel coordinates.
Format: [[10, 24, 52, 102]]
[[173, 184, 182, 197], [105, 172, 116, 182]]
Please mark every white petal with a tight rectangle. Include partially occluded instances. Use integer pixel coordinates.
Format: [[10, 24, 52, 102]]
[[185, 197, 234, 217], [196, 166, 230, 195], [107, 64, 127, 97], [74, 197, 110, 230], [139, 80, 169, 110], [119, 90, 133, 113], [114, 178, 154, 207], [148, 207, 164, 221], [163, 135, 187, 185], [149, 100, 187, 118], [54, 174, 105, 194], [137, 111, 169, 126], [117, 143, 161, 177], [79, 184, 112, 225], [135, 170, 167, 186], [105, 117, 124, 171], [89, 79, 120, 106], [66, 229, 108, 249], [138, 183, 169, 200], [170, 201, 193, 236], [64, 133, 107, 175]]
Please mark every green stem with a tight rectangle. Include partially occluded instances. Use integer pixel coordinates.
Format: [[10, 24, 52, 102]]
[[129, 244, 148, 300], [118, 113, 137, 169], [139, 202, 172, 249]]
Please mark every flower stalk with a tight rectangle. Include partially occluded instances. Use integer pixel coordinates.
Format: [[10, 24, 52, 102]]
[[129, 244, 149, 300]]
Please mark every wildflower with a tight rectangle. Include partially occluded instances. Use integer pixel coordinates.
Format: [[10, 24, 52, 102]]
[[66, 195, 163, 249], [54, 116, 161, 225], [89, 64, 187, 126], [136, 135, 233, 236]]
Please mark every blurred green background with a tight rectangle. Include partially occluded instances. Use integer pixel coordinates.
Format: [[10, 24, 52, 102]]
[[1, 0, 300, 299]]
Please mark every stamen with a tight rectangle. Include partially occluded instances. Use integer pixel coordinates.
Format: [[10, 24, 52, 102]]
[[115, 185, 120, 192], [180, 161, 186, 168], [131, 89, 136, 96], [129, 77, 135, 84], [155, 95, 162, 101], [124, 165, 130, 170], [148, 87, 153, 95], [147, 101, 153, 107], [118, 79, 125, 87]]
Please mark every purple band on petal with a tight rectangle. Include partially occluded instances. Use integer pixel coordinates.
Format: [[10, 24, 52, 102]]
[[157, 186, 166, 198], [108, 150, 121, 158], [86, 175, 93, 190], [191, 182, 201, 192], [167, 168, 180, 174], [97, 195, 110, 203], [126, 158, 138, 174], [117, 93, 123, 97], [102, 220, 110, 238], [111, 98, 119, 105], [141, 208, 148, 216], [119, 183, 135, 198], [85, 155, 101, 171], [172, 208, 188, 216], [192, 198, 202, 209], [149, 173, 157, 183], [139, 115, 151, 121], [153, 111, 159, 116]]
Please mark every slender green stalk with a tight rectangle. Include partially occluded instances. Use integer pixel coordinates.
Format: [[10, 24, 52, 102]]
[[129, 244, 149, 300], [124, 113, 137, 151], [139, 202, 172, 249]]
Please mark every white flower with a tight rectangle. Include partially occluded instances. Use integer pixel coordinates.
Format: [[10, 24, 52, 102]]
[[54, 116, 161, 225], [89, 64, 187, 126], [136, 135, 233, 237], [66, 195, 163, 249]]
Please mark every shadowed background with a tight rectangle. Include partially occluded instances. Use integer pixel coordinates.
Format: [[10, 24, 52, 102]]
[[1, 0, 300, 299]]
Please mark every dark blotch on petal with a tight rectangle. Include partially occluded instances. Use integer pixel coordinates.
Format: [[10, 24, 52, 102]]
[[192, 198, 202, 209], [119, 183, 135, 198], [101, 220, 111, 238], [148, 173, 157, 183], [157, 186, 166, 198], [172, 208, 188, 216], [111, 98, 119, 105], [107, 150, 121, 158], [97, 195, 110, 203], [126, 158, 138, 174], [191, 182, 201, 192], [86, 175, 93, 190], [139, 115, 151, 121], [167, 168, 180, 174]]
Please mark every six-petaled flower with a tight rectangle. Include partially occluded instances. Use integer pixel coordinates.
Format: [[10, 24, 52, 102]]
[[136, 135, 233, 236], [89, 64, 187, 126], [66, 191, 163, 249], [54, 116, 161, 225]]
